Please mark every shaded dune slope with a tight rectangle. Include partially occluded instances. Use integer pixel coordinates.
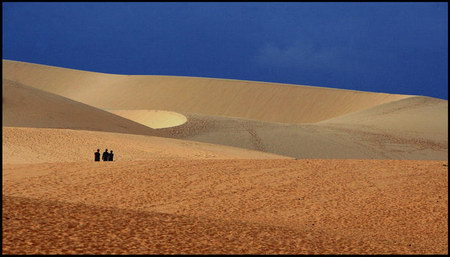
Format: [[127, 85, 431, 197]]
[[154, 109, 447, 160], [3, 79, 159, 136], [3, 60, 410, 124]]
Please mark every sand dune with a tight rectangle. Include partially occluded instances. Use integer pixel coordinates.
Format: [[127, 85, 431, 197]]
[[3, 159, 448, 254], [4, 60, 446, 160], [3, 60, 410, 124]]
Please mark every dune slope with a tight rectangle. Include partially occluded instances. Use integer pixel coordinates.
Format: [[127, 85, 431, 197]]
[[319, 95, 448, 141]]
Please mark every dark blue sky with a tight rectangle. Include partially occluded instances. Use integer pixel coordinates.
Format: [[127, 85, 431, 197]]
[[3, 2, 448, 99]]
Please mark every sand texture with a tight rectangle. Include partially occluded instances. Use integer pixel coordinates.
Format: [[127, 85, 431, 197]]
[[2, 60, 448, 254], [3, 159, 448, 254]]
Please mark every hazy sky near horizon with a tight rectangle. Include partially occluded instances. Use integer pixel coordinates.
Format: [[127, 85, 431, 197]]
[[3, 2, 448, 99]]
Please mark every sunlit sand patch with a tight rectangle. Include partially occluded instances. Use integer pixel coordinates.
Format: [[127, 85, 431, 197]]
[[107, 109, 188, 129]]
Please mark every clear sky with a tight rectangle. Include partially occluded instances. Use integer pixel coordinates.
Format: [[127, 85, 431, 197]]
[[3, 2, 448, 99]]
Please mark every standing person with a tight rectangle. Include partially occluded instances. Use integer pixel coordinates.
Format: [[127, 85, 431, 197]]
[[109, 150, 114, 161], [94, 149, 101, 162], [102, 149, 109, 162]]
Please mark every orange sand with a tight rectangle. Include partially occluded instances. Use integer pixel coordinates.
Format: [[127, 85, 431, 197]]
[[3, 159, 448, 254]]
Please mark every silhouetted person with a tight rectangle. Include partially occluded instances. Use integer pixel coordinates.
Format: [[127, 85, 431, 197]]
[[94, 149, 100, 162], [102, 149, 109, 161], [108, 150, 114, 161]]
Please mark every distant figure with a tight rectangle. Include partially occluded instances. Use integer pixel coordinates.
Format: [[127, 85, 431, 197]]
[[94, 149, 100, 162], [108, 150, 114, 161], [102, 149, 109, 161]]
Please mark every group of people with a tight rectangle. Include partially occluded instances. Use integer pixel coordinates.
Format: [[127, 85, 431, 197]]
[[95, 149, 114, 162]]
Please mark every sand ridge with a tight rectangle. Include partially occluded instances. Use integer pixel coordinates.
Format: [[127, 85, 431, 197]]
[[107, 109, 188, 129]]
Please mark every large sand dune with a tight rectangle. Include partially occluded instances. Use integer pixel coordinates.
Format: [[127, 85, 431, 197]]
[[2, 60, 448, 254], [3, 60, 410, 124]]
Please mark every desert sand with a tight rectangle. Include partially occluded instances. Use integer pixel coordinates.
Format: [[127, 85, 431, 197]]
[[2, 60, 448, 254]]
